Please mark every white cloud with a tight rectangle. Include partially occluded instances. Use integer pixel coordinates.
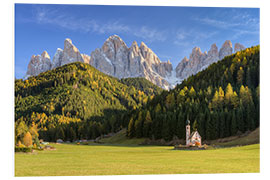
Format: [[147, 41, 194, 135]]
[[28, 6, 166, 42], [192, 13, 259, 40], [134, 26, 166, 42], [232, 29, 260, 40], [196, 17, 241, 29], [173, 28, 217, 46]]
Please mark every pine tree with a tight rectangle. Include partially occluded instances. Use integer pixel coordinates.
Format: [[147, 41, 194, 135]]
[[165, 93, 175, 109], [225, 83, 234, 106], [237, 106, 245, 133], [192, 120, 198, 131], [218, 87, 224, 102], [33, 135, 40, 147], [177, 89, 186, 103], [197, 112, 205, 140], [231, 110, 237, 135], [189, 86, 196, 99], [70, 127, 76, 141], [176, 112, 185, 139], [162, 118, 170, 141], [231, 91, 239, 108], [246, 67, 252, 87], [237, 67, 244, 85], [56, 127, 65, 140], [134, 111, 143, 138], [15, 119, 28, 143], [225, 111, 231, 137], [205, 86, 213, 100], [29, 122, 39, 140], [205, 110, 216, 140], [210, 90, 219, 109], [153, 113, 163, 139], [127, 117, 135, 137], [143, 111, 152, 137], [219, 111, 225, 138]]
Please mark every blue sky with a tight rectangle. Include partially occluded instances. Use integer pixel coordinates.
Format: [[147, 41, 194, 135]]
[[15, 4, 259, 79]]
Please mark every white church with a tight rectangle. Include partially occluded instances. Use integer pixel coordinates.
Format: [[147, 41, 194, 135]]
[[186, 120, 202, 146]]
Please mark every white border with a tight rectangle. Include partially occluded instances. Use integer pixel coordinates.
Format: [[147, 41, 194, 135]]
[[1, 0, 270, 180]]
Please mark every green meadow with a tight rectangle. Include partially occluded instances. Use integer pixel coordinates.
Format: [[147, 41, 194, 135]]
[[15, 143, 259, 176]]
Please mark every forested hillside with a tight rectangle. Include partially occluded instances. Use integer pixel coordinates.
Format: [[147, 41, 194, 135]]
[[120, 77, 163, 96], [15, 62, 162, 142], [127, 46, 260, 141]]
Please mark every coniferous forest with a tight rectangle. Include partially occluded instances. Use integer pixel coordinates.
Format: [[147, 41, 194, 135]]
[[15, 46, 259, 144], [127, 46, 260, 141], [15, 62, 161, 143]]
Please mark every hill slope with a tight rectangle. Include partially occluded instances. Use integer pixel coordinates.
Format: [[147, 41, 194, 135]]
[[120, 77, 163, 96], [127, 46, 260, 142], [15, 62, 162, 142], [213, 128, 259, 147]]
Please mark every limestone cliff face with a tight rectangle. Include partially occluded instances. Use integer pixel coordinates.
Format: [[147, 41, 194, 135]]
[[27, 38, 87, 78], [219, 40, 233, 60], [90, 35, 172, 89], [53, 38, 85, 67], [24, 36, 245, 90], [52, 48, 63, 69], [25, 51, 51, 78], [81, 54, 91, 64], [234, 43, 245, 53], [175, 47, 206, 79], [175, 40, 244, 82]]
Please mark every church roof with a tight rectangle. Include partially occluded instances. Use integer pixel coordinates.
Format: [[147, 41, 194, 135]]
[[189, 131, 201, 139]]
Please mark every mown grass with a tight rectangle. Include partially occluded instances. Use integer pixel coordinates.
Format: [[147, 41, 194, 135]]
[[15, 143, 259, 176], [214, 128, 260, 147], [98, 129, 146, 145]]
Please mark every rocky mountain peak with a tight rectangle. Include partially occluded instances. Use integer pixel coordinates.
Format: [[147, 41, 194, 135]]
[[64, 38, 79, 54], [101, 35, 128, 62], [175, 40, 238, 82], [25, 51, 52, 78], [183, 56, 189, 62], [193, 47, 201, 53], [52, 48, 63, 69], [175, 56, 189, 78], [64, 38, 72, 45], [190, 47, 203, 61], [234, 43, 245, 52], [209, 43, 218, 53], [107, 34, 122, 41], [82, 54, 91, 64], [130, 41, 139, 50], [41, 51, 50, 59], [140, 41, 148, 48], [60, 38, 84, 66], [104, 35, 128, 50], [24, 35, 246, 90], [131, 41, 138, 46], [219, 40, 233, 60], [90, 36, 172, 89]]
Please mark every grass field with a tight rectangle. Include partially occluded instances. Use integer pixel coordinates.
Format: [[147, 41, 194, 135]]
[[15, 143, 260, 176], [98, 129, 146, 145], [215, 128, 260, 147]]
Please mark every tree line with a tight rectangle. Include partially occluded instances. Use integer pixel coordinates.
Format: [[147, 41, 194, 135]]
[[127, 46, 260, 141], [15, 62, 161, 143]]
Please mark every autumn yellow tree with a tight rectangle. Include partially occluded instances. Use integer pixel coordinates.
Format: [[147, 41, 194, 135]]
[[23, 132, 32, 147]]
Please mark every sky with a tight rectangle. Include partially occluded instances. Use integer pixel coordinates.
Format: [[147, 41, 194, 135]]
[[15, 4, 260, 79]]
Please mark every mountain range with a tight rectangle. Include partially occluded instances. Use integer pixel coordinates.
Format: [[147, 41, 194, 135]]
[[25, 35, 245, 89]]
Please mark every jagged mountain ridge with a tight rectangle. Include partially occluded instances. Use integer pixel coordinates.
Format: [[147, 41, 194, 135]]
[[174, 40, 246, 82], [90, 35, 172, 89], [25, 35, 245, 89]]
